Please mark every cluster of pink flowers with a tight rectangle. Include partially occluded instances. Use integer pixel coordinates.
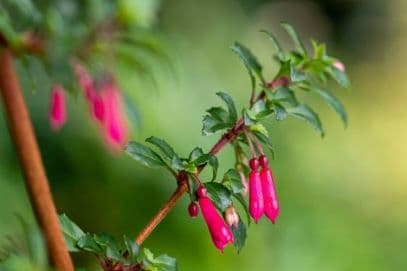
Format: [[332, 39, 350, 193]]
[[48, 63, 129, 151], [249, 155, 279, 224]]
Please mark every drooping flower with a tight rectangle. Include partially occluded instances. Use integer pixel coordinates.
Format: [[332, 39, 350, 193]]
[[225, 205, 239, 228], [100, 79, 129, 150], [259, 155, 279, 224], [49, 85, 67, 131], [188, 202, 199, 218], [197, 186, 234, 252], [333, 60, 346, 72], [248, 158, 264, 223]]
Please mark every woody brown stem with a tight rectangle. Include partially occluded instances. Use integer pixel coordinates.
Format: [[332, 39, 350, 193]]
[[0, 48, 74, 271]]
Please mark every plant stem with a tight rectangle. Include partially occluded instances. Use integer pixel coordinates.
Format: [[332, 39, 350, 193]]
[[0, 48, 74, 271]]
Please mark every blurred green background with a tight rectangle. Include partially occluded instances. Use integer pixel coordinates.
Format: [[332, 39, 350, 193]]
[[1, 0, 406, 270]]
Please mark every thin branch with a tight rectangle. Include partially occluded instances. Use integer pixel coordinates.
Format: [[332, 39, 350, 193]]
[[0, 49, 74, 270]]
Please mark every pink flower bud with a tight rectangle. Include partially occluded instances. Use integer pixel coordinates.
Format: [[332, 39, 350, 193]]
[[100, 80, 129, 151], [198, 186, 234, 252], [249, 158, 264, 223], [188, 202, 199, 218], [259, 155, 279, 224], [333, 60, 346, 72], [239, 171, 249, 196], [225, 205, 239, 228], [73, 63, 95, 101], [49, 85, 67, 131]]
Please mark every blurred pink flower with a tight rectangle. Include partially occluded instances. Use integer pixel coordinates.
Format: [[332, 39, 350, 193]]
[[197, 186, 234, 252], [100, 80, 129, 151], [333, 60, 346, 72], [49, 85, 67, 131]]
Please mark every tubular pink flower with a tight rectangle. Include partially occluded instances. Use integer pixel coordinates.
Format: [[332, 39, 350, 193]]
[[100, 80, 129, 150], [259, 155, 279, 223], [333, 60, 346, 72], [197, 186, 234, 252], [49, 85, 67, 131], [249, 158, 264, 223]]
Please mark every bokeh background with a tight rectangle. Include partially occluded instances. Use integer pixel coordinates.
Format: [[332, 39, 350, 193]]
[[1, 0, 406, 270]]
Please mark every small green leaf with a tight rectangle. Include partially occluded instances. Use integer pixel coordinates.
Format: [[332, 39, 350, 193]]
[[248, 123, 268, 137], [206, 106, 229, 122], [146, 136, 177, 160], [223, 169, 244, 194], [287, 104, 324, 136], [266, 86, 298, 106], [124, 235, 139, 263], [208, 155, 219, 181], [232, 193, 250, 225], [202, 115, 232, 136], [143, 249, 178, 271], [252, 131, 274, 156], [243, 108, 257, 126], [203, 183, 232, 212], [231, 42, 263, 87], [250, 99, 273, 119], [231, 218, 247, 252], [290, 64, 307, 82], [261, 30, 285, 60], [328, 66, 350, 88], [59, 214, 85, 252], [93, 233, 123, 262], [273, 102, 288, 121], [77, 234, 104, 255], [171, 156, 185, 170], [217, 92, 238, 123], [281, 22, 306, 56], [314, 88, 347, 127], [126, 141, 165, 168]]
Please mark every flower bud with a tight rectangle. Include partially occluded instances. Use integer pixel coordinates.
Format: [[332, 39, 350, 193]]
[[249, 158, 264, 223], [49, 85, 67, 131], [267, 76, 290, 90], [259, 155, 279, 223], [225, 205, 239, 228], [198, 186, 234, 252], [333, 60, 346, 72], [188, 202, 199, 218]]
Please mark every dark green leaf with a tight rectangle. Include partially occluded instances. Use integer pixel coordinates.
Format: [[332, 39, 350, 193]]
[[206, 106, 229, 122], [281, 22, 306, 56], [223, 169, 244, 194], [216, 92, 238, 123], [203, 183, 232, 212], [243, 109, 257, 126], [77, 234, 104, 255], [272, 102, 288, 121], [171, 156, 185, 170], [124, 235, 139, 263], [232, 193, 250, 225], [93, 233, 123, 262], [189, 147, 204, 161], [231, 42, 263, 88], [287, 104, 324, 136], [250, 99, 273, 119], [314, 88, 347, 127], [261, 30, 285, 60], [59, 214, 85, 252], [266, 86, 298, 106], [146, 136, 177, 160], [208, 156, 219, 181], [143, 249, 178, 271], [126, 141, 165, 168], [231, 218, 247, 252], [202, 115, 232, 136]]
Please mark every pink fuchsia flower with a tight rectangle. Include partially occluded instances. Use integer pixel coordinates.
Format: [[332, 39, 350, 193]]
[[259, 155, 279, 224], [197, 186, 234, 252], [100, 79, 129, 151], [49, 85, 67, 132], [225, 205, 239, 228], [333, 60, 346, 72], [73, 63, 105, 124], [248, 158, 264, 223]]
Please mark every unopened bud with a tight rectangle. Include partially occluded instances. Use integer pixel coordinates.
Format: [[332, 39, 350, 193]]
[[225, 205, 239, 228]]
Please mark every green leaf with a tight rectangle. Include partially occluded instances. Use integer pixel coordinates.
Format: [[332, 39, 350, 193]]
[[77, 234, 104, 255], [250, 99, 273, 119], [124, 235, 139, 263], [189, 147, 210, 166], [206, 106, 229, 122], [266, 86, 298, 106], [290, 64, 307, 82], [146, 136, 177, 160], [171, 156, 185, 170], [329, 66, 350, 88], [59, 214, 85, 252], [252, 131, 274, 157], [203, 183, 232, 212], [281, 22, 306, 56], [216, 92, 238, 123], [223, 169, 244, 194], [143, 249, 178, 271], [260, 30, 285, 60], [243, 108, 257, 126], [208, 155, 219, 181], [93, 233, 123, 262], [248, 123, 268, 137], [126, 141, 165, 168], [287, 104, 324, 136], [202, 115, 232, 136], [232, 193, 250, 225], [231, 218, 247, 252], [272, 102, 288, 121], [314, 88, 347, 127], [231, 42, 263, 88]]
